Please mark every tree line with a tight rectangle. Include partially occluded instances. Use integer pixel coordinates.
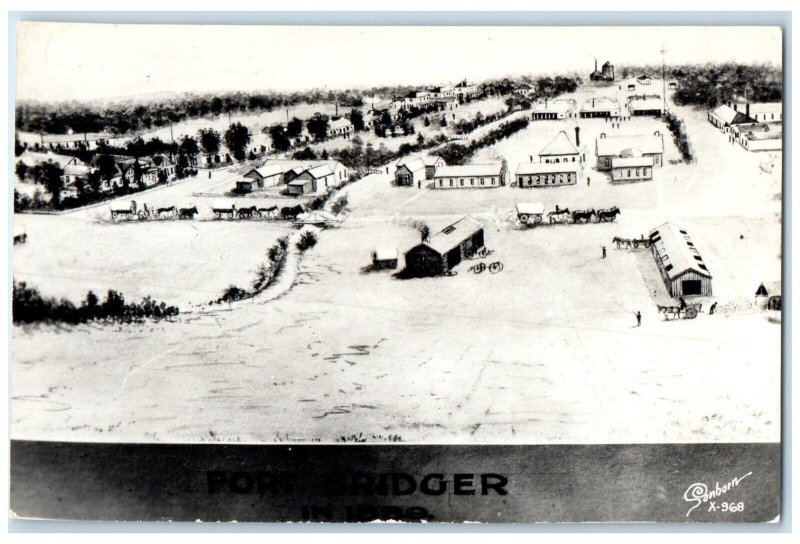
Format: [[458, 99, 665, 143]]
[[13, 281, 179, 325]]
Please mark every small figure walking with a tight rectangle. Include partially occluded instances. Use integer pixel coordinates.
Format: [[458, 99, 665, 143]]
[[587, 177, 591, 187], [636, 311, 642, 327], [602, 246, 607, 259], [418, 179, 421, 189]]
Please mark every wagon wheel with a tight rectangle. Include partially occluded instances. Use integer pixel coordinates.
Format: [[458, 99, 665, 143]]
[[685, 306, 698, 319], [518, 214, 529, 224], [644, 241, 651, 248], [633, 240, 639, 249], [530, 215, 543, 225], [489, 261, 504, 274], [478, 247, 490, 258], [472, 262, 486, 274]]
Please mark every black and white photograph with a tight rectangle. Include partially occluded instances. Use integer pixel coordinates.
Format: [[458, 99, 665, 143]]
[[7, 14, 787, 527]]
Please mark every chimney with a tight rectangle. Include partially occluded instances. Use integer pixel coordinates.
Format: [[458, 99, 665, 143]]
[[575, 126, 580, 147], [746, 102, 751, 119]]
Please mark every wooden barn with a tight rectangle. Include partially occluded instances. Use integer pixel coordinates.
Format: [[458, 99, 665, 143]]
[[404, 216, 484, 277], [649, 223, 712, 297]]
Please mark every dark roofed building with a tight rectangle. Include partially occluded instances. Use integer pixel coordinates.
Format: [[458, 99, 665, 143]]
[[404, 216, 484, 277]]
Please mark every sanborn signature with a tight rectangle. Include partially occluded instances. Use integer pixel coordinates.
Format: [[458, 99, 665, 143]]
[[683, 472, 753, 517]]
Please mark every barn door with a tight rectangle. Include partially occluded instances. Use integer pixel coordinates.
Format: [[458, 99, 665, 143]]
[[681, 280, 702, 296]]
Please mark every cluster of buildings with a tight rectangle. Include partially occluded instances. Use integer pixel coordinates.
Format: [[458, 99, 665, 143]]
[[238, 158, 349, 195], [15, 149, 177, 198], [707, 100, 783, 152], [391, 80, 480, 112]]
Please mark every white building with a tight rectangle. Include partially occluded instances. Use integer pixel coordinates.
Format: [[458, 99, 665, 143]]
[[433, 163, 504, 189]]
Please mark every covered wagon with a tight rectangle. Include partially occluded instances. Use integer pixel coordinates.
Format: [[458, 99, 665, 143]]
[[210, 199, 237, 219], [293, 210, 340, 229], [110, 200, 138, 221], [516, 202, 545, 226]]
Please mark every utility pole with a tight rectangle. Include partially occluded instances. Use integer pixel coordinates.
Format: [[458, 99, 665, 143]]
[[660, 47, 667, 116]]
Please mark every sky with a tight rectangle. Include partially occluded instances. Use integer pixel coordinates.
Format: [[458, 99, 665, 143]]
[[15, 23, 783, 103]]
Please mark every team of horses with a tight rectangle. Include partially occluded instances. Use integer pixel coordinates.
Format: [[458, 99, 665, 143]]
[[112, 201, 300, 221], [546, 205, 621, 224]]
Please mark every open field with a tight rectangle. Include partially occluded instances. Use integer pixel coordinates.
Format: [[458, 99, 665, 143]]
[[12, 82, 782, 445]]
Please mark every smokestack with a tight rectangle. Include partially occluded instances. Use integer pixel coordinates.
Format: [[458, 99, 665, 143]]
[[594, 57, 597, 71], [575, 127, 580, 147], [746, 102, 751, 119]]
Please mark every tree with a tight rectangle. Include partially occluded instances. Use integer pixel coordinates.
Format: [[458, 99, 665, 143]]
[[269, 124, 291, 152], [176, 151, 190, 178], [179, 136, 200, 165], [198, 128, 221, 161], [440, 116, 447, 128], [86, 169, 103, 194], [286, 117, 304, 139], [349, 109, 365, 131], [15, 137, 25, 156], [423, 116, 431, 127], [321, 149, 329, 160], [95, 154, 118, 185], [38, 161, 65, 209], [306, 113, 330, 141], [224, 122, 251, 161], [292, 147, 317, 160], [15, 161, 28, 179]]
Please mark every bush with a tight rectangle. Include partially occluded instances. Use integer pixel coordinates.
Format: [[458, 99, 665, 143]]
[[296, 231, 318, 251], [664, 111, 694, 162], [214, 236, 290, 304]]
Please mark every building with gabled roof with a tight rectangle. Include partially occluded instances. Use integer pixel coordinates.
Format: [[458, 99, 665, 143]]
[[595, 132, 664, 171], [433, 163, 504, 189], [531, 99, 576, 120], [649, 222, 712, 297], [707, 104, 752, 131], [244, 163, 285, 188], [628, 97, 664, 116], [515, 161, 580, 188], [538, 130, 583, 163], [404, 216, 485, 277], [394, 157, 428, 187], [580, 97, 621, 118], [755, 281, 781, 311]]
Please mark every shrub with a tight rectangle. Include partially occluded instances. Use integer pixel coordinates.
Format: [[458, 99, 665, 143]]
[[296, 231, 318, 251], [664, 111, 694, 162]]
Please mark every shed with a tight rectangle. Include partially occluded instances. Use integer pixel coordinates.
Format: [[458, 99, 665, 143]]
[[649, 223, 712, 297], [404, 216, 485, 277], [755, 281, 781, 311], [371, 248, 399, 270], [235, 180, 254, 193], [287, 178, 314, 195]]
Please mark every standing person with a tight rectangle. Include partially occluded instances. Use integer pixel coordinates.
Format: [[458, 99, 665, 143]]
[[636, 311, 642, 327], [602, 246, 607, 259], [587, 177, 591, 187], [418, 179, 421, 189]]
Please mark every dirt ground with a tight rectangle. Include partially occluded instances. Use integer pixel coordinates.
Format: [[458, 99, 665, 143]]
[[11, 82, 782, 445]]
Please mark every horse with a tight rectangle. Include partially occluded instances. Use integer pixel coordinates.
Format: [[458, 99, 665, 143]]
[[572, 209, 596, 223], [612, 236, 628, 249], [258, 205, 279, 219], [596, 206, 621, 222], [157, 205, 177, 219], [237, 205, 258, 219], [281, 205, 304, 220], [178, 206, 198, 219], [548, 208, 571, 224]]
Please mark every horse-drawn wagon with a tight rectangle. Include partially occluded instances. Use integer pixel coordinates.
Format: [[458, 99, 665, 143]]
[[613, 235, 651, 249], [657, 298, 703, 320], [211, 200, 237, 220], [110, 200, 140, 221], [516, 202, 545, 226]]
